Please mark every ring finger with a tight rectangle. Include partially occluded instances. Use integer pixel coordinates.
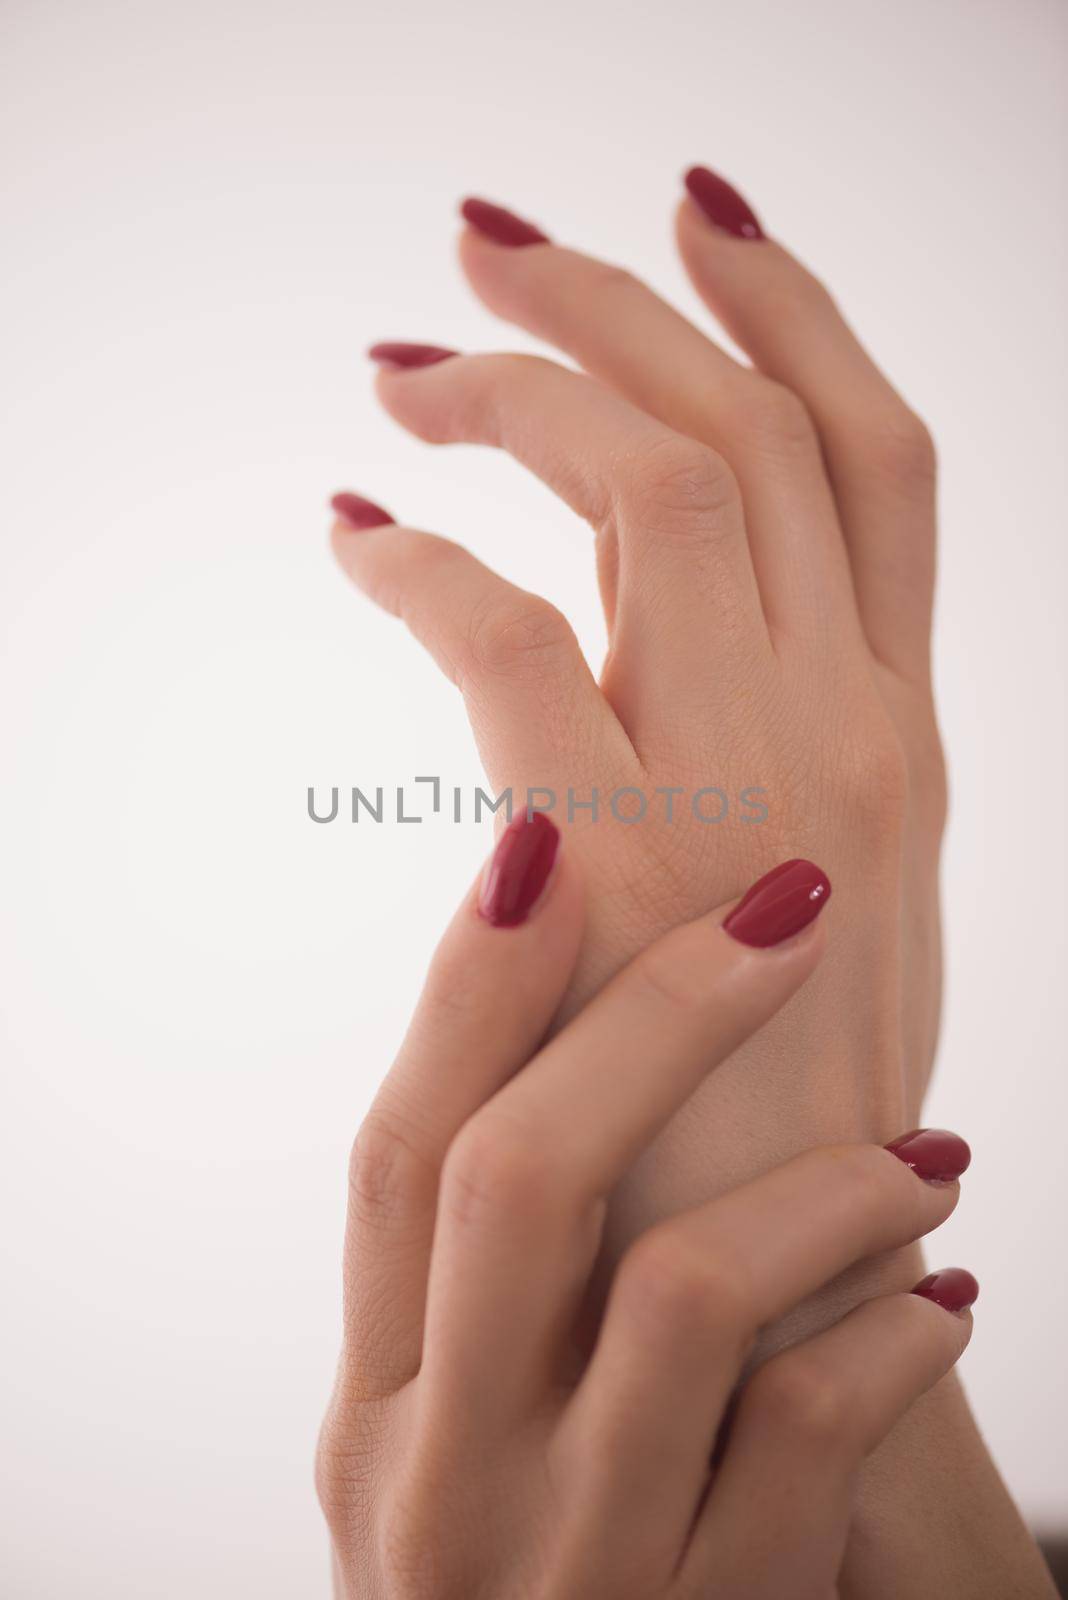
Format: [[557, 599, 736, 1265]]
[[680, 1272, 977, 1599], [557, 1130, 970, 1579]]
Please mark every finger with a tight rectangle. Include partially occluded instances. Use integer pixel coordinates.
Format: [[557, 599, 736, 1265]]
[[682, 1275, 977, 1599], [558, 1131, 969, 1573], [421, 858, 830, 1424], [366, 349, 769, 748], [330, 500, 629, 792], [338, 813, 582, 1401], [457, 207, 855, 639], [677, 169, 937, 679]]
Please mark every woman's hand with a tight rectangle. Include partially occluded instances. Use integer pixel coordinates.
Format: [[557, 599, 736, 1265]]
[[330, 173, 945, 1259], [328, 173, 1056, 1600], [317, 818, 974, 1599]]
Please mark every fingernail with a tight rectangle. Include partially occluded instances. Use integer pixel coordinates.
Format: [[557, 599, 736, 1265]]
[[911, 1268, 979, 1314], [723, 859, 831, 948], [367, 342, 458, 370], [460, 196, 550, 248], [479, 812, 560, 928], [330, 491, 395, 531], [886, 1128, 972, 1184], [684, 166, 764, 241]]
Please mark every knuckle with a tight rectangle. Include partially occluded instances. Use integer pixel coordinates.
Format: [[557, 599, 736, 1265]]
[[839, 724, 910, 835], [624, 434, 741, 539], [750, 266, 834, 330], [453, 351, 553, 441], [317, 1416, 460, 1596], [348, 1109, 432, 1233], [910, 715, 949, 835], [314, 1427, 345, 1528], [477, 349, 566, 406], [745, 1352, 851, 1453], [618, 1230, 752, 1345], [314, 1406, 378, 1536], [441, 1113, 551, 1231], [827, 1143, 911, 1231], [582, 258, 642, 300], [733, 379, 819, 456], [630, 938, 714, 1018], [466, 349, 545, 390], [419, 943, 494, 1029], [866, 407, 938, 490], [463, 591, 577, 684], [908, 1290, 973, 1361]]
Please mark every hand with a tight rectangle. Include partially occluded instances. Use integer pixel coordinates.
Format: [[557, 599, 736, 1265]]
[[328, 174, 1056, 1600], [331, 172, 944, 1255], [317, 818, 973, 1599]]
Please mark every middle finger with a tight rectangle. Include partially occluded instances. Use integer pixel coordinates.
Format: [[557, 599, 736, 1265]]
[[457, 201, 858, 643]]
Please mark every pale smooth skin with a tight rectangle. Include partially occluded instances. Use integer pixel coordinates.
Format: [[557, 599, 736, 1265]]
[[317, 851, 971, 1598], [330, 195, 1055, 1593]]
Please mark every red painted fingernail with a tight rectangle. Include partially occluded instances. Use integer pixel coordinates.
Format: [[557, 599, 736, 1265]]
[[684, 166, 764, 241], [723, 859, 831, 948], [460, 196, 550, 248], [478, 812, 560, 928], [886, 1128, 971, 1184], [911, 1268, 979, 1314], [367, 342, 458, 370], [330, 491, 394, 531]]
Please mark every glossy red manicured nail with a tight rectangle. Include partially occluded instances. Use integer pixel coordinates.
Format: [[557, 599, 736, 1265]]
[[479, 812, 560, 927], [684, 166, 764, 241], [460, 197, 550, 248], [330, 491, 394, 531], [367, 342, 458, 370], [886, 1128, 972, 1184], [723, 859, 831, 948], [911, 1268, 979, 1314]]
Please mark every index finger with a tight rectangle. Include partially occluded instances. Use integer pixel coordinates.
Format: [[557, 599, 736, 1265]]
[[486, 856, 831, 1202], [420, 858, 831, 1421]]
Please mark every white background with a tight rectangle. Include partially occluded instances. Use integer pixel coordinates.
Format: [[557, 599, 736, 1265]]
[[2, 0, 1065, 1593]]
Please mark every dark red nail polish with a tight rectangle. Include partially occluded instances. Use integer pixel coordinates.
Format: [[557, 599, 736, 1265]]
[[684, 166, 764, 241], [367, 342, 458, 370], [911, 1268, 979, 1314], [723, 859, 831, 948], [330, 491, 394, 531], [460, 197, 550, 248], [886, 1128, 972, 1184], [479, 812, 560, 927]]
